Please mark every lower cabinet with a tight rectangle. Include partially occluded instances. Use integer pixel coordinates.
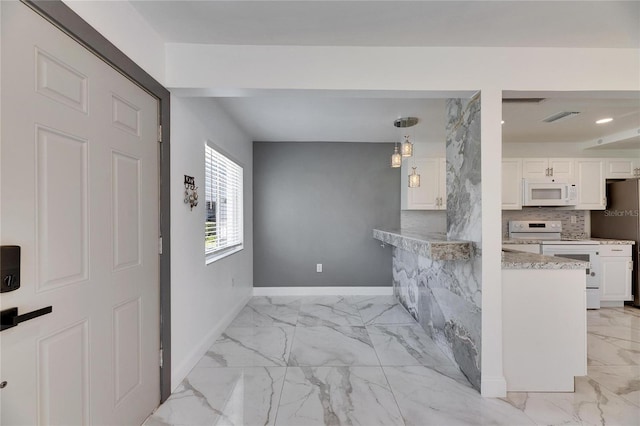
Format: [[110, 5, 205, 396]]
[[600, 245, 633, 302]]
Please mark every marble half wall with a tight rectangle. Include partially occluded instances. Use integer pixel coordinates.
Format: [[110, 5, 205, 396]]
[[394, 95, 482, 391]]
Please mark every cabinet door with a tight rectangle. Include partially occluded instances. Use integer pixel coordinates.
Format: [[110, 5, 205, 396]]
[[600, 257, 633, 301], [549, 158, 574, 180], [605, 158, 640, 178], [575, 159, 605, 210], [502, 159, 522, 210], [522, 158, 549, 179], [407, 158, 440, 210]]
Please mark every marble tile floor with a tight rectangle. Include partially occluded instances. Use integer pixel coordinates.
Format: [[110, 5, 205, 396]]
[[145, 298, 640, 426]]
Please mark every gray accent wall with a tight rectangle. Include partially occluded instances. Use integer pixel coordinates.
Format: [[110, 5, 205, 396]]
[[254, 142, 400, 287]]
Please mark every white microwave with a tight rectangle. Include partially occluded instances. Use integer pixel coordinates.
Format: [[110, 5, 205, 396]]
[[523, 179, 578, 206]]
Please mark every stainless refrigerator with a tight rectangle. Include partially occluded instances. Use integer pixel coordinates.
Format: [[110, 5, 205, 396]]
[[591, 178, 640, 307]]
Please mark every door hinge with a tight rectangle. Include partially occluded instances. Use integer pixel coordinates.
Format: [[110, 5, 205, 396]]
[[158, 124, 162, 143], [159, 348, 163, 368], [158, 236, 163, 255]]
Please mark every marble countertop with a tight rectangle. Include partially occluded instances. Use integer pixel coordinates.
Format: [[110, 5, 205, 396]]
[[503, 238, 635, 245], [587, 238, 636, 245], [501, 250, 591, 270], [373, 229, 472, 261]]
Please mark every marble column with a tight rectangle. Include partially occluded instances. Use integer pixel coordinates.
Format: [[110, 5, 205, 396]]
[[394, 95, 482, 390]]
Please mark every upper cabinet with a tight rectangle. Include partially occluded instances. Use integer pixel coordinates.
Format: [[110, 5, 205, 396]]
[[574, 158, 606, 210], [502, 159, 522, 210], [604, 158, 640, 179], [402, 157, 446, 210], [522, 158, 574, 180]]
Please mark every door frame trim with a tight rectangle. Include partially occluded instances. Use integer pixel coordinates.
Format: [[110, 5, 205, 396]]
[[21, 0, 172, 402]]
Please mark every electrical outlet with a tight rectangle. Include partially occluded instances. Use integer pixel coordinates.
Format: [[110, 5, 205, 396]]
[[570, 215, 577, 224], [316, 264, 323, 273]]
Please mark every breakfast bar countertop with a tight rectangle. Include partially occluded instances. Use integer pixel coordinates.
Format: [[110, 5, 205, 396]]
[[373, 228, 472, 261]]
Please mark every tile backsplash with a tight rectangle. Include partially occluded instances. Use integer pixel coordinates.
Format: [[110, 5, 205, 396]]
[[401, 210, 447, 233], [502, 208, 588, 239]]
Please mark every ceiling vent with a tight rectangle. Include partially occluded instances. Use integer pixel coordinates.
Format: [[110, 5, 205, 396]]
[[502, 98, 546, 104], [542, 111, 581, 123]]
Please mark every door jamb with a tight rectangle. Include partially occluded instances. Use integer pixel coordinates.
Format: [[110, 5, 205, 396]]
[[21, 0, 173, 402]]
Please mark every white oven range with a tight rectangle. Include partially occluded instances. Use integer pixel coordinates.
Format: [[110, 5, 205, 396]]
[[508, 220, 601, 309]]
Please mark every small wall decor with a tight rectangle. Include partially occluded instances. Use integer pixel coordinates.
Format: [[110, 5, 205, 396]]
[[184, 175, 198, 210]]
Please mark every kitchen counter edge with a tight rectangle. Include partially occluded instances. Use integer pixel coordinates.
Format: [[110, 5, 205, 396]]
[[502, 250, 590, 270], [503, 238, 635, 245]]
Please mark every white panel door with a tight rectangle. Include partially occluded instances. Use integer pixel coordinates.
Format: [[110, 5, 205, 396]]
[[1, 2, 160, 425]]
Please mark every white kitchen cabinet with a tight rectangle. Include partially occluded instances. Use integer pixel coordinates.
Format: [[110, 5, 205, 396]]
[[600, 245, 633, 303], [574, 158, 606, 210], [502, 268, 586, 391], [604, 158, 640, 178], [502, 159, 522, 210], [403, 157, 446, 210], [522, 158, 573, 180]]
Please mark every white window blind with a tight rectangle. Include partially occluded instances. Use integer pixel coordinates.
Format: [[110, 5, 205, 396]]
[[205, 141, 243, 259]]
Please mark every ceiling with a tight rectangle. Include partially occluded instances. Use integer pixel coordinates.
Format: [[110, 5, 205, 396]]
[[216, 97, 447, 143], [130, 1, 640, 48], [212, 93, 640, 148], [501, 95, 640, 146], [125, 1, 640, 148]]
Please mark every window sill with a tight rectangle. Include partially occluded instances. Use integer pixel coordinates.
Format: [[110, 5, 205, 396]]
[[206, 245, 243, 265]]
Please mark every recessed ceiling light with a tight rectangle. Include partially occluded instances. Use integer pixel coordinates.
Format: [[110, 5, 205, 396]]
[[595, 118, 613, 124], [501, 120, 505, 125]]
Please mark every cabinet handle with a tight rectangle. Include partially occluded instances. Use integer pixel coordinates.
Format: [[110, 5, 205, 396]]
[[550, 167, 554, 176], [545, 168, 549, 176]]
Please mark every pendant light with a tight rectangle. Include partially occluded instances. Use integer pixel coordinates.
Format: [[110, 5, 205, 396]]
[[408, 167, 421, 188], [401, 135, 413, 157], [390, 143, 402, 168], [389, 116, 419, 168]]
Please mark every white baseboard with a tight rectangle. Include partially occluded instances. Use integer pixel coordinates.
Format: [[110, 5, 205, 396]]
[[252, 286, 393, 296], [171, 291, 251, 391], [481, 375, 507, 398]]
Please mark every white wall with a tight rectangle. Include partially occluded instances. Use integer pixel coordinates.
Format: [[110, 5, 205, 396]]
[[163, 43, 639, 397], [164, 45, 639, 92], [62, 0, 166, 84], [170, 96, 253, 389]]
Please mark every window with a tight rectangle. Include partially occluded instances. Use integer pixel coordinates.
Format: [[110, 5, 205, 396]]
[[205, 141, 243, 262]]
